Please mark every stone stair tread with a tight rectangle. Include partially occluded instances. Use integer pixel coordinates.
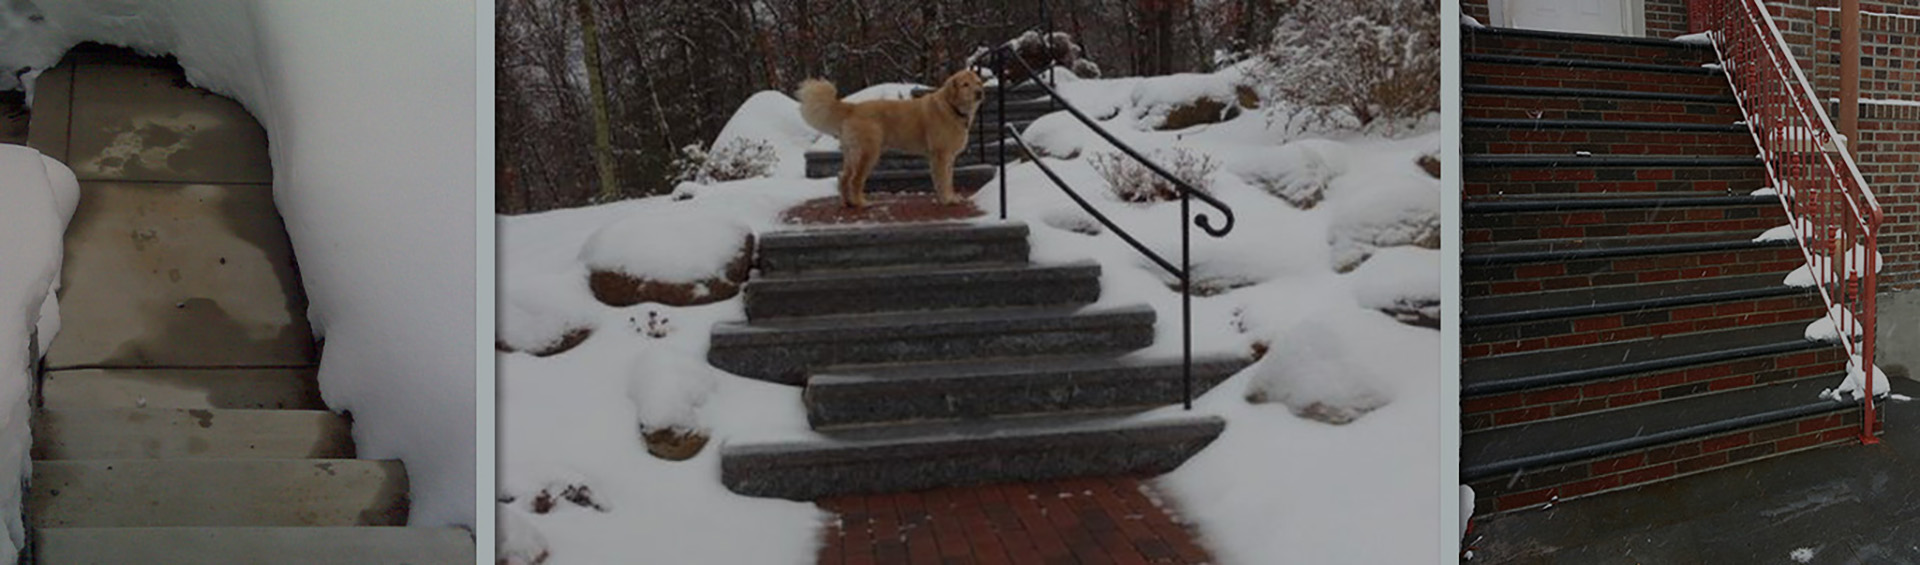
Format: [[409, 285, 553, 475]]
[[1465, 229, 1791, 263], [30, 458, 408, 528], [1462, 84, 1734, 103], [1462, 377, 1848, 481], [759, 220, 1023, 249], [1463, 321, 1819, 395], [1465, 154, 1761, 167], [745, 411, 1218, 452], [1465, 53, 1724, 75], [41, 367, 324, 410], [1465, 117, 1747, 132], [33, 408, 353, 460], [753, 258, 1097, 286], [715, 303, 1153, 341], [812, 352, 1249, 385], [805, 354, 1248, 428], [1466, 24, 1718, 50], [1463, 272, 1804, 325], [1464, 194, 1776, 211], [35, 526, 475, 564]]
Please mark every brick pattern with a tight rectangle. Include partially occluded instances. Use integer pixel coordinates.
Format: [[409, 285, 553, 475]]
[[1464, 165, 1769, 197], [1465, 94, 1742, 124], [1861, 110, 1920, 290], [815, 477, 1213, 565], [1465, 294, 1825, 356], [1464, 127, 1755, 156], [1463, 350, 1848, 431], [1463, 0, 1490, 27], [1466, 62, 1731, 95], [1467, 408, 1867, 514], [1463, 246, 1806, 298], [1464, 203, 1784, 244], [1464, 33, 1714, 65]]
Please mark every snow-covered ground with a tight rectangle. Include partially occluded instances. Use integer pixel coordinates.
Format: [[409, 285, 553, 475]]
[[0, 145, 80, 560], [0, 2, 476, 527], [499, 63, 1441, 562]]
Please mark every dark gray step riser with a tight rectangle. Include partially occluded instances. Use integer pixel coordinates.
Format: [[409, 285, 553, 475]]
[[756, 240, 1029, 276], [709, 323, 1155, 385], [720, 421, 1221, 499], [744, 272, 1100, 319], [1465, 204, 1785, 242], [1465, 406, 1865, 516], [803, 167, 999, 192], [1464, 95, 1740, 124], [1464, 128, 1754, 156], [1464, 293, 1824, 350], [806, 362, 1245, 428], [1463, 245, 1805, 298], [806, 152, 999, 176], [1465, 166, 1768, 197], [1463, 352, 1846, 432], [1465, 36, 1715, 67]]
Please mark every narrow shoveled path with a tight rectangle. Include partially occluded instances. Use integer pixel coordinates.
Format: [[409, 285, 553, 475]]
[[22, 45, 470, 563]]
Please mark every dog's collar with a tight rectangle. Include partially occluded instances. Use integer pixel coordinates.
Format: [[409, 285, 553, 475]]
[[945, 97, 972, 121]]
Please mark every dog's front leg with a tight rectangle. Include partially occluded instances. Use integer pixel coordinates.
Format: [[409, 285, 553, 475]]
[[930, 150, 960, 205]]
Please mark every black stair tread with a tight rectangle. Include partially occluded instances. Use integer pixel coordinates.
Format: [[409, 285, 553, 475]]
[[1465, 155, 1761, 167], [712, 303, 1154, 341], [1465, 118, 1746, 132], [1464, 194, 1777, 212], [754, 259, 1094, 285], [758, 220, 1025, 249], [1465, 230, 1793, 262], [1463, 321, 1821, 395], [725, 411, 1224, 457], [1465, 25, 1718, 51], [855, 164, 997, 180], [1464, 53, 1724, 75], [1461, 377, 1849, 480], [1463, 272, 1806, 326], [1463, 84, 1734, 104], [810, 352, 1250, 386]]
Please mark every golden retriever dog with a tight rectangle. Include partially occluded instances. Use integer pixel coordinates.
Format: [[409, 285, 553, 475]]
[[797, 70, 987, 209]]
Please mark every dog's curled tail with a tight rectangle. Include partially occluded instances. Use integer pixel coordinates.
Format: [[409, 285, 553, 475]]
[[796, 79, 849, 135]]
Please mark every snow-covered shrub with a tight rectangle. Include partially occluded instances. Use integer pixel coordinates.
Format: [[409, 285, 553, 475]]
[[1348, 247, 1440, 328], [967, 30, 1101, 85], [1091, 148, 1218, 204], [671, 138, 778, 185], [626, 346, 718, 460], [1128, 72, 1244, 130], [1252, 0, 1440, 130], [1232, 140, 1347, 209], [1328, 184, 1440, 273], [1243, 307, 1421, 425]]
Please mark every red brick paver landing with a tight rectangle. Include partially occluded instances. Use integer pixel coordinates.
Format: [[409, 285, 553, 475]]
[[816, 476, 1214, 565], [781, 193, 984, 226]]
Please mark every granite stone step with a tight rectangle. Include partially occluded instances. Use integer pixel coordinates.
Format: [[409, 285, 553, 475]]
[[721, 413, 1224, 499], [32, 409, 354, 460], [744, 260, 1101, 319], [707, 304, 1156, 385], [805, 354, 1251, 428], [34, 526, 476, 565], [755, 221, 1030, 275]]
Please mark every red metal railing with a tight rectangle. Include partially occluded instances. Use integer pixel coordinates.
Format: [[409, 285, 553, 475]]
[[1692, 0, 1884, 442]]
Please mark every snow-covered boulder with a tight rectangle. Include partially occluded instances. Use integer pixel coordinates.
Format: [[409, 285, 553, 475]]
[[1327, 181, 1439, 273], [580, 205, 754, 307], [1128, 72, 1245, 130], [626, 343, 720, 460], [1243, 306, 1430, 424], [1230, 139, 1349, 209], [1348, 246, 1440, 327]]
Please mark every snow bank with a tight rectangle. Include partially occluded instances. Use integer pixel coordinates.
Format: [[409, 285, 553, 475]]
[[1, 2, 477, 526], [581, 207, 751, 283], [0, 145, 79, 560], [710, 91, 819, 179]]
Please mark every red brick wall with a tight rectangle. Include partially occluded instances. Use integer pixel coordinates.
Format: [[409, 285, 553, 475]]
[[1859, 106, 1920, 290]]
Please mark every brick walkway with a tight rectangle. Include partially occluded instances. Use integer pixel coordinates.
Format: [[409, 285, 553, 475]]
[[781, 193, 984, 226], [815, 476, 1214, 565]]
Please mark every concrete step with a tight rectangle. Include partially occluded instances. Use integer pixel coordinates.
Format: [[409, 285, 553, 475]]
[[31, 459, 409, 528], [708, 304, 1156, 385], [1464, 118, 1753, 157], [1464, 26, 1718, 66], [721, 413, 1224, 499], [805, 354, 1251, 428], [744, 260, 1101, 319], [34, 526, 475, 564], [1465, 53, 1730, 96], [1463, 155, 1767, 197], [755, 221, 1030, 275], [41, 368, 325, 410], [33, 409, 354, 460], [1462, 85, 1741, 124]]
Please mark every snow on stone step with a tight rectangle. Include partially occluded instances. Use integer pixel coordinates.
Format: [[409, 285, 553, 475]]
[[31, 459, 408, 528]]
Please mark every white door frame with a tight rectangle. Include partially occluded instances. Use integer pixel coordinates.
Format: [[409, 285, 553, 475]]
[[1489, 0, 1647, 36]]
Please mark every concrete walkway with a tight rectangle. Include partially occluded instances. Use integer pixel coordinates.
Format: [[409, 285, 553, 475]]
[[22, 45, 471, 562], [1468, 377, 1920, 564]]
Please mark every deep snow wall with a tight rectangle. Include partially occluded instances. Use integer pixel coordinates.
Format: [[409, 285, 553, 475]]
[[1, 1, 477, 526]]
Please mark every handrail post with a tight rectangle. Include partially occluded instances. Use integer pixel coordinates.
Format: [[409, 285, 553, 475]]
[[997, 48, 1008, 220], [1181, 193, 1192, 410]]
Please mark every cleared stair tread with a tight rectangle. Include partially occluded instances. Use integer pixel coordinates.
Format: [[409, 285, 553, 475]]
[[1466, 25, 1718, 50], [35, 526, 474, 564], [1463, 84, 1733, 103], [1465, 230, 1791, 261], [812, 352, 1249, 386], [726, 412, 1224, 459], [1465, 194, 1776, 211], [759, 220, 1024, 248], [1465, 53, 1724, 74], [33, 408, 353, 460], [1462, 377, 1848, 480], [1464, 321, 1819, 394], [714, 303, 1153, 339], [1465, 155, 1760, 167], [41, 367, 324, 410], [1464, 272, 1804, 325], [1465, 118, 1746, 132], [753, 259, 1097, 287]]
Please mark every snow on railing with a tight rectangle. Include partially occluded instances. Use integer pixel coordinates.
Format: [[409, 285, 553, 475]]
[[1692, 0, 1886, 442]]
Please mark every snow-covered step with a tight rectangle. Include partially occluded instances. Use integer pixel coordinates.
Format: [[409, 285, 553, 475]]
[[721, 413, 1224, 499], [41, 368, 326, 410], [33, 409, 353, 460], [35, 526, 476, 564], [755, 221, 1030, 275], [31, 459, 408, 527], [805, 354, 1250, 428], [708, 304, 1156, 385], [744, 260, 1101, 319]]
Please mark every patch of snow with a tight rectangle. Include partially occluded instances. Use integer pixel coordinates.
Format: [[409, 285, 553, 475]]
[[1752, 186, 1779, 196], [1348, 246, 1439, 315], [581, 206, 751, 283], [0, 145, 79, 560], [1804, 304, 1859, 343], [498, 503, 552, 565], [709, 91, 820, 179], [1790, 547, 1816, 563], [1461, 15, 1486, 28], [1754, 224, 1797, 242], [1822, 355, 1890, 402], [1784, 242, 1882, 287], [1675, 32, 1715, 45]]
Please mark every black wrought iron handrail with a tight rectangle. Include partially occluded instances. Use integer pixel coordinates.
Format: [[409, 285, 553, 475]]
[[974, 43, 1236, 410]]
